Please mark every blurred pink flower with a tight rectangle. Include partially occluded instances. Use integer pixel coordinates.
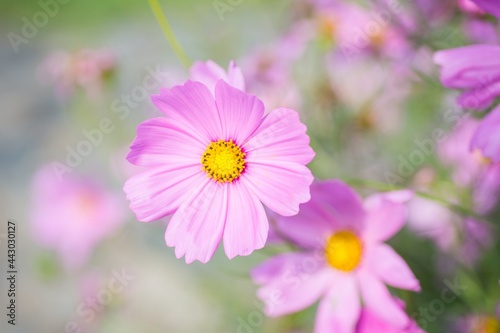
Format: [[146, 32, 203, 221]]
[[471, 105, 500, 163], [407, 197, 493, 265], [453, 314, 500, 333], [458, 0, 488, 16], [326, 56, 410, 133], [356, 300, 425, 333], [434, 45, 500, 110], [38, 49, 115, 101], [312, 0, 414, 60], [463, 19, 499, 44], [470, 0, 500, 19], [438, 117, 483, 187], [437, 116, 500, 213], [252, 180, 419, 333], [124, 79, 314, 263], [189, 60, 245, 93], [413, 0, 456, 25], [407, 196, 457, 251], [30, 165, 125, 269], [241, 20, 313, 111]]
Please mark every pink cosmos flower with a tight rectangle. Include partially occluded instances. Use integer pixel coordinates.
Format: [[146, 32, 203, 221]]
[[434, 45, 500, 110], [251, 180, 420, 333], [30, 165, 125, 269], [471, 104, 500, 163], [38, 49, 115, 101], [356, 299, 425, 333], [124, 78, 315, 263]]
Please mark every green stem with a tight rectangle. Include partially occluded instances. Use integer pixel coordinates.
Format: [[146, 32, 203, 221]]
[[344, 178, 484, 220], [148, 0, 191, 69]]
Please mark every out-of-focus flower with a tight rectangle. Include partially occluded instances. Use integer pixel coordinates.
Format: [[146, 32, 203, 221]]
[[407, 196, 458, 251], [413, 0, 456, 26], [312, 0, 414, 61], [471, 105, 500, 163], [38, 49, 115, 101], [189, 60, 245, 93], [242, 20, 313, 111], [434, 45, 500, 110], [438, 117, 483, 187], [356, 299, 425, 333], [251, 180, 419, 332], [326, 56, 410, 133], [124, 77, 314, 263], [30, 165, 125, 269], [453, 314, 500, 333], [464, 19, 499, 44], [458, 0, 488, 16], [407, 196, 493, 266], [471, 0, 500, 19]]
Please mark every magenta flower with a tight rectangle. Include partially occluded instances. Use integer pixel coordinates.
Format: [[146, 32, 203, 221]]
[[471, 104, 500, 163], [251, 180, 420, 333], [30, 166, 125, 269], [124, 78, 314, 263], [434, 45, 500, 110], [356, 299, 424, 333]]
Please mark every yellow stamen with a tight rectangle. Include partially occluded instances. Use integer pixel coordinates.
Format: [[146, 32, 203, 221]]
[[325, 231, 363, 272], [201, 139, 246, 183]]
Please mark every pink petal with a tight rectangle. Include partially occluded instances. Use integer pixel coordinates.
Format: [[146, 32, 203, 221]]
[[223, 181, 268, 259], [166, 180, 227, 263], [214, 80, 264, 144], [314, 273, 360, 333], [366, 243, 421, 291], [244, 107, 315, 165], [151, 80, 222, 142], [189, 60, 228, 93], [472, 0, 500, 19], [434, 45, 500, 88], [241, 161, 313, 216], [227, 60, 246, 91], [189, 60, 245, 93], [124, 164, 205, 222], [314, 180, 365, 233], [362, 197, 408, 243], [357, 269, 410, 328], [251, 253, 331, 316], [127, 117, 205, 167], [274, 181, 356, 250], [471, 105, 500, 163]]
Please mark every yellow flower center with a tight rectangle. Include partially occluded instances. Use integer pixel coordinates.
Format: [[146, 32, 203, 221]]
[[325, 231, 363, 272], [201, 139, 246, 183], [473, 149, 492, 166], [477, 317, 500, 333]]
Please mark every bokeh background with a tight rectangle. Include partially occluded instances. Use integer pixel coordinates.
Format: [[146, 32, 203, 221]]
[[1, 0, 499, 332]]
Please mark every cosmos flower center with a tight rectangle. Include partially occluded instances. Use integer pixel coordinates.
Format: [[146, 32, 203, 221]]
[[201, 139, 246, 183], [473, 149, 492, 166], [325, 231, 363, 272], [477, 317, 500, 333]]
